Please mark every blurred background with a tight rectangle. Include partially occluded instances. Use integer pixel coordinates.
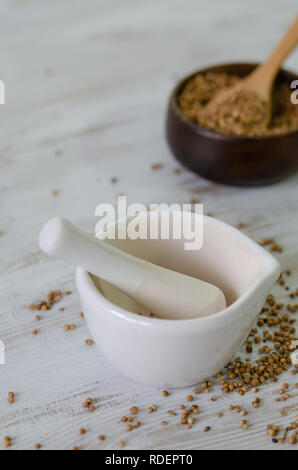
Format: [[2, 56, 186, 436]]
[[1, 1, 297, 232]]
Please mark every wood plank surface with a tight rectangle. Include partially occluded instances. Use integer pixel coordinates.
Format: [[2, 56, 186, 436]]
[[0, 0, 297, 450]]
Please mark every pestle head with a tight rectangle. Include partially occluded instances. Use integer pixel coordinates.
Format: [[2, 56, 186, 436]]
[[133, 262, 226, 320]]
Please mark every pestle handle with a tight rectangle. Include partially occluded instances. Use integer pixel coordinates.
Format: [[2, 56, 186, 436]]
[[39, 217, 146, 295]]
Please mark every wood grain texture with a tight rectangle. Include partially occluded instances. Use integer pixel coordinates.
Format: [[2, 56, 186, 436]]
[[0, 0, 297, 450]]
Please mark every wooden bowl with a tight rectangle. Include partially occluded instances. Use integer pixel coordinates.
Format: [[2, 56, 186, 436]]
[[166, 63, 298, 186]]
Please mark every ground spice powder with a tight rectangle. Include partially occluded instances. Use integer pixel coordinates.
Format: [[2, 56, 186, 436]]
[[178, 71, 298, 137]]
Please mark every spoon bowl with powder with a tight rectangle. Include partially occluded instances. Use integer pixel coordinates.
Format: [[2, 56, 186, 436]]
[[203, 16, 298, 134]]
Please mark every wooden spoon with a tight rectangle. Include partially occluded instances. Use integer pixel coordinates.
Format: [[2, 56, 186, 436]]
[[39, 217, 226, 320], [207, 16, 298, 126]]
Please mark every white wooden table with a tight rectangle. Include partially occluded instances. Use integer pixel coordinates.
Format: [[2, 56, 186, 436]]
[[0, 0, 297, 450]]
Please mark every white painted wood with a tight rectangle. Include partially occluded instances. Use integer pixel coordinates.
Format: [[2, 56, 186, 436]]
[[0, 0, 297, 450]]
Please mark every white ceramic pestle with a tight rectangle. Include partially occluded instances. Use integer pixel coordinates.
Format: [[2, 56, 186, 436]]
[[39, 217, 226, 319]]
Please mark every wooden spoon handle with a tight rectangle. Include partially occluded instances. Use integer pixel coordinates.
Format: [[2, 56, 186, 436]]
[[245, 16, 298, 101], [265, 16, 298, 72]]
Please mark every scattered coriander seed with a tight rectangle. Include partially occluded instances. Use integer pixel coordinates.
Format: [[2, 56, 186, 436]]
[[289, 433, 297, 444], [3, 436, 11, 447], [34, 443, 41, 449], [119, 440, 125, 447], [204, 426, 210, 432], [161, 421, 167, 426], [130, 406, 139, 415], [85, 339, 94, 345], [151, 163, 163, 170], [98, 435, 105, 441], [134, 421, 141, 427], [32, 329, 38, 335], [126, 424, 133, 431], [79, 428, 86, 435], [270, 243, 283, 253], [46, 270, 296, 447], [72, 446, 79, 450]]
